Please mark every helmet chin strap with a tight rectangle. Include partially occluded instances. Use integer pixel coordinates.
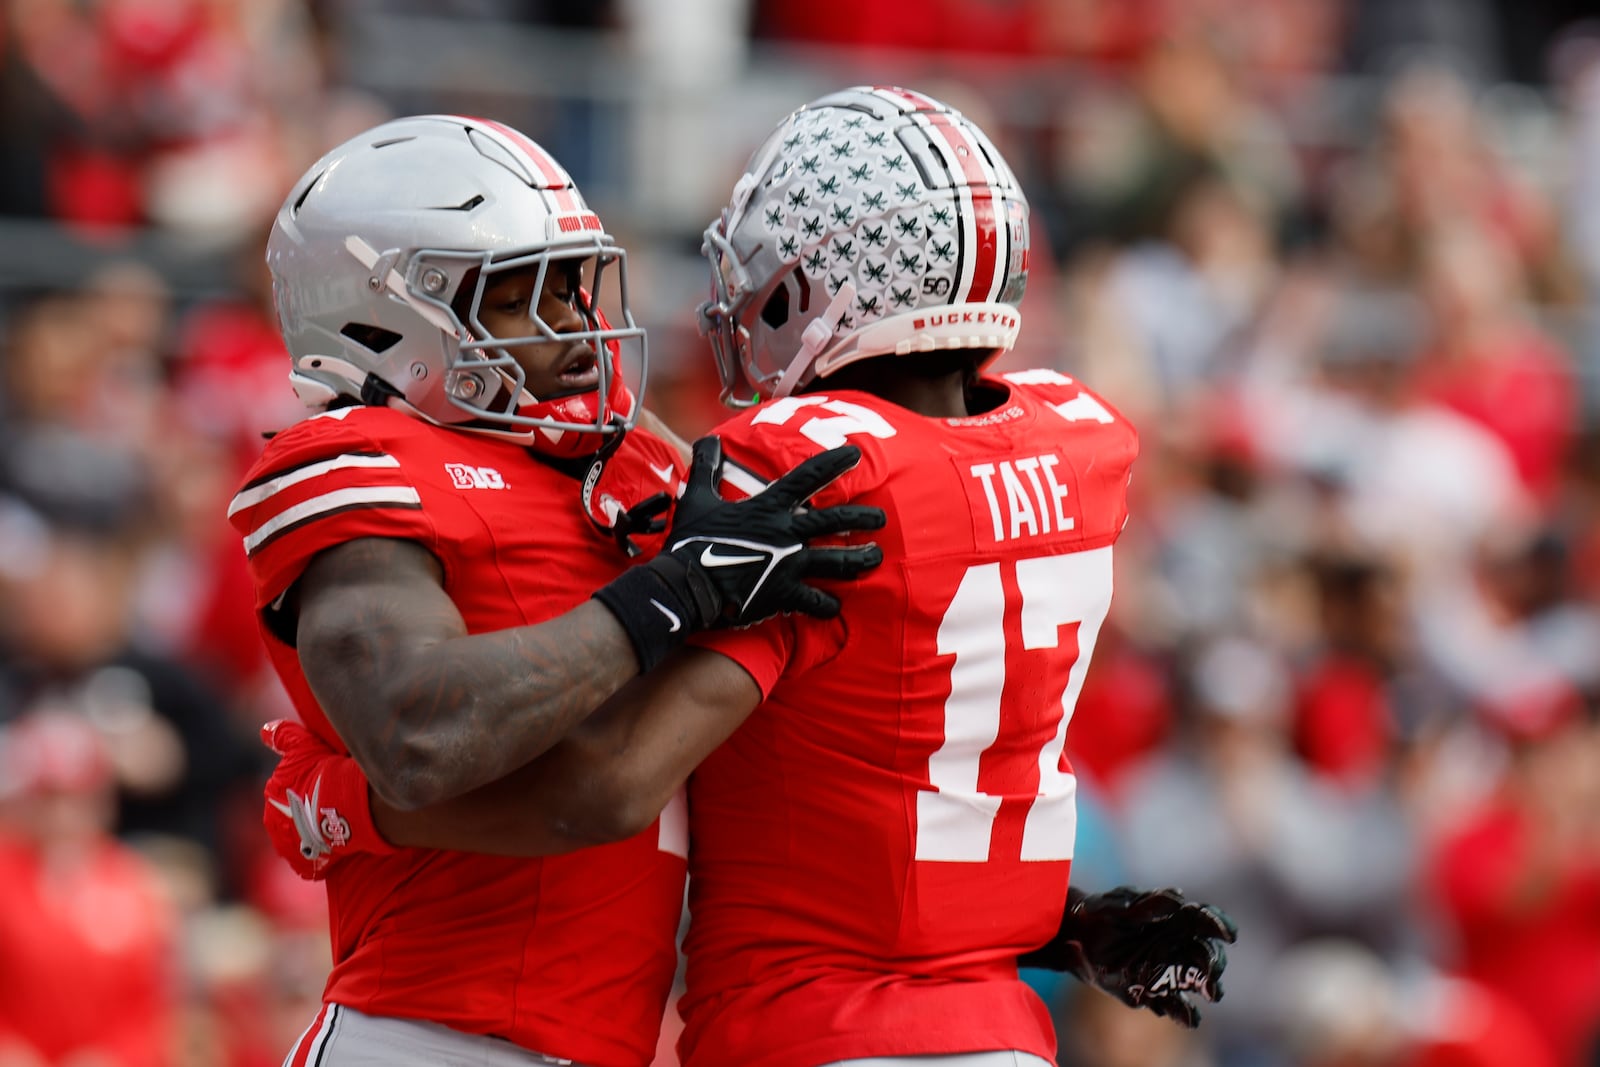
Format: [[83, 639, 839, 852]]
[[773, 282, 856, 398]]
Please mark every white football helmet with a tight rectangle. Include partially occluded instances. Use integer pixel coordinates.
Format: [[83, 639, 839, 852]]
[[699, 86, 1029, 404], [267, 114, 645, 456]]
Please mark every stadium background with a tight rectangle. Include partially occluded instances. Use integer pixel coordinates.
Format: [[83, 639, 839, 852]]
[[2, 1, 1600, 1065]]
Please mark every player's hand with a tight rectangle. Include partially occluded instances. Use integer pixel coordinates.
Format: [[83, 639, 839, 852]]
[[261, 719, 393, 879], [593, 436, 885, 671], [1020, 886, 1237, 1028], [665, 436, 884, 623], [611, 490, 672, 557]]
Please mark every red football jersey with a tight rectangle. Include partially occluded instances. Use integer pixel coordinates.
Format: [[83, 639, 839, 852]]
[[227, 405, 688, 1067], [678, 371, 1139, 1067]]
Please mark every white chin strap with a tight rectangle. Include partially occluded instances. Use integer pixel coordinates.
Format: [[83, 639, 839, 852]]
[[772, 282, 855, 398]]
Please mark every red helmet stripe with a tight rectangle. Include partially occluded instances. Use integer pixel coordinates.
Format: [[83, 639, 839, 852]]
[[472, 118, 580, 212], [863, 89, 1004, 304], [928, 111, 1002, 303], [875, 85, 943, 112], [967, 188, 1002, 305]]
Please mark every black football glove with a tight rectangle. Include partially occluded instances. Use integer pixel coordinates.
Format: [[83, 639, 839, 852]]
[[610, 490, 672, 557], [593, 436, 885, 671], [1020, 886, 1238, 1028]]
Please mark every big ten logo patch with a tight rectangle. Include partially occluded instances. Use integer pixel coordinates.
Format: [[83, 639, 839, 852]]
[[445, 463, 507, 490]]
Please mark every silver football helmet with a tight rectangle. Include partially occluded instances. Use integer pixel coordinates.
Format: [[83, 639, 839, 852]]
[[267, 115, 645, 455], [699, 86, 1029, 404]]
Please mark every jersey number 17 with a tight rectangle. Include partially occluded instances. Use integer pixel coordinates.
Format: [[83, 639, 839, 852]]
[[916, 546, 1113, 863]]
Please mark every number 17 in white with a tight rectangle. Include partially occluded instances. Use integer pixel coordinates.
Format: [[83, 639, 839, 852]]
[[915, 546, 1113, 863]]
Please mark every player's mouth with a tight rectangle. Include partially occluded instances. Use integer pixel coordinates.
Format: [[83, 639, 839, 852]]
[[553, 344, 601, 390]]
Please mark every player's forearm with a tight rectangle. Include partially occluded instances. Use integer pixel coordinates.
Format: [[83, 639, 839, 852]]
[[537, 646, 763, 846], [297, 537, 642, 810], [370, 766, 582, 855], [344, 601, 644, 811], [372, 647, 761, 852]]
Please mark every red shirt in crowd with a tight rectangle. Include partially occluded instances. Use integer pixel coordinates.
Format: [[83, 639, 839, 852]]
[[0, 833, 178, 1067]]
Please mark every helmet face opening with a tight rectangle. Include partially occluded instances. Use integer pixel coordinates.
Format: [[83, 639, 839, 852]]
[[697, 86, 1029, 404], [421, 242, 645, 438], [268, 115, 645, 455]]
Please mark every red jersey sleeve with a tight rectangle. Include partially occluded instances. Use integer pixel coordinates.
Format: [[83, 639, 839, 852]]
[[683, 411, 868, 694], [226, 407, 447, 609]]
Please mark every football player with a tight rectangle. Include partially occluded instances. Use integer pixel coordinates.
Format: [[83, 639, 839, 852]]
[[260, 93, 1237, 1066], [232, 115, 884, 1067], [670, 84, 1237, 1067]]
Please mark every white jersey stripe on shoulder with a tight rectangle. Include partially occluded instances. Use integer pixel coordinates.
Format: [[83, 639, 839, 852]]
[[244, 486, 422, 555], [228, 453, 402, 518], [719, 458, 770, 499]]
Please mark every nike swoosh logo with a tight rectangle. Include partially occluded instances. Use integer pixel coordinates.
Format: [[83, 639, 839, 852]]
[[650, 462, 676, 484], [700, 545, 765, 568], [650, 598, 682, 633]]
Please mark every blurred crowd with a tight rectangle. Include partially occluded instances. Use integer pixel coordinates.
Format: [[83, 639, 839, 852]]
[[3, 2, 1600, 1066]]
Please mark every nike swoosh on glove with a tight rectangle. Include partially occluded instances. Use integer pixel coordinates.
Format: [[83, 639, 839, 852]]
[[593, 436, 885, 671], [261, 719, 395, 880], [1020, 885, 1238, 1028]]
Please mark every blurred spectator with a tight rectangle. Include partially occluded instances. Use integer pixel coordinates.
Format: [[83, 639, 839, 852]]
[[752, 0, 1048, 57], [1271, 939, 1558, 1067], [1067, 623, 1175, 797], [0, 439, 262, 878], [1243, 279, 1532, 574], [1061, 28, 1304, 248], [0, 708, 180, 1067], [1412, 222, 1578, 502], [0, 264, 173, 472], [1073, 172, 1281, 419], [1339, 0, 1506, 83], [177, 905, 329, 1067], [1424, 701, 1600, 1067], [162, 248, 304, 717], [0, 0, 322, 237], [1291, 553, 1408, 787], [1328, 61, 1567, 294], [1414, 527, 1600, 720], [1115, 635, 1419, 1067]]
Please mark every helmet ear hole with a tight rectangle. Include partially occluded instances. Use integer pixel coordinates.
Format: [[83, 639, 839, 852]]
[[761, 288, 790, 329], [339, 323, 403, 353]]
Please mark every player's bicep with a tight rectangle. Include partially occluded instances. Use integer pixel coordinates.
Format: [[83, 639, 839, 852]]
[[292, 537, 464, 756]]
